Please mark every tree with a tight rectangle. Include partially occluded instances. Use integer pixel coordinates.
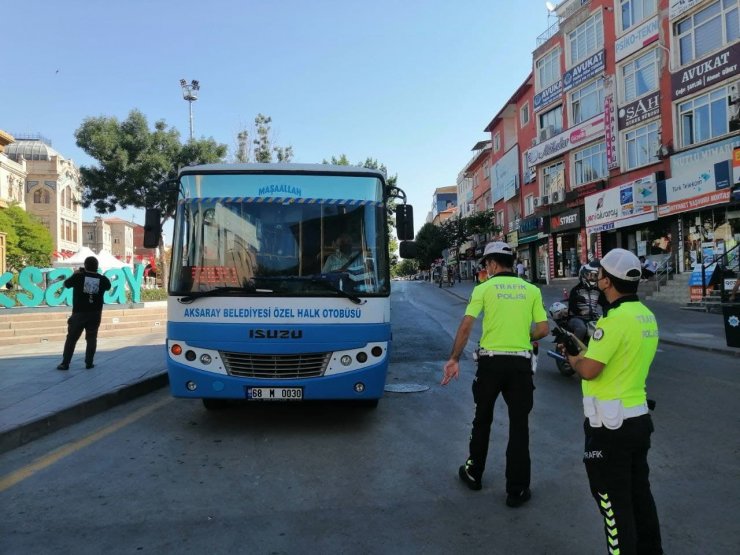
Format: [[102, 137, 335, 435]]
[[75, 109, 228, 281], [393, 258, 418, 278], [242, 113, 294, 163], [414, 222, 447, 271], [466, 209, 499, 237], [0, 205, 53, 270]]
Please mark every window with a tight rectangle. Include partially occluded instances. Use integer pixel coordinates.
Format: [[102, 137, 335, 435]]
[[525, 194, 535, 216], [571, 78, 605, 124], [539, 106, 563, 134], [72, 223, 78, 243], [569, 11, 604, 65], [64, 186, 73, 209], [679, 85, 733, 146], [620, 0, 657, 32], [520, 103, 530, 127], [497, 210, 505, 227], [537, 48, 561, 90], [624, 121, 660, 169], [676, 0, 739, 66], [493, 133, 501, 153], [34, 190, 42, 203], [573, 142, 607, 186], [621, 49, 660, 102], [87, 231, 94, 241], [484, 159, 491, 179], [543, 161, 565, 196]]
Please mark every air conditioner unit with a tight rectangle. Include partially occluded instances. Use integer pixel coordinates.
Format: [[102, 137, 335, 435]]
[[531, 137, 539, 147], [539, 128, 549, 141], [551, 191, 561, 203], [545, 125, 556, 139], [533, 197, 541, 208], [541, 195, 550, 205]]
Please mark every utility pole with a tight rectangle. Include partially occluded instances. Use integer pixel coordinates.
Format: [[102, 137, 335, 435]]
[[179, 79, 200, 141]]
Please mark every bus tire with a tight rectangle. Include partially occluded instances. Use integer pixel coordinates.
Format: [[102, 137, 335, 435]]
[[357, 399, 379, 409], [202, 398, 229, 410]]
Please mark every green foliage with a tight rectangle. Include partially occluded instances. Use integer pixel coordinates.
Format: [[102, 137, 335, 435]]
[[249, 114, 294, 163], [140, 288, 168, 302], [74, 109, 228, 229], [393, 258, 418, 277], [0, 206, 53, 270], [414, 223, 447, 270], [466, 209, 498, 236], [439, 217, 468, 250]]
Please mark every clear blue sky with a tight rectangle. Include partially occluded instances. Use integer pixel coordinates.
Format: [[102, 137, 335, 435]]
[[2, 0, 552, 236]]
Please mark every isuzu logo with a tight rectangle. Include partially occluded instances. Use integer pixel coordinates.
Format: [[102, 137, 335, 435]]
[[249, 329, 303, 339]]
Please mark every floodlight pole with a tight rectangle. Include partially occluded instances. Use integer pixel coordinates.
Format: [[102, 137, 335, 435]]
[[179, 79, 200, 141]]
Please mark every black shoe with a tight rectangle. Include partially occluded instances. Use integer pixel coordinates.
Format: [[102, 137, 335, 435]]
[[458, 464, 482, 491], [506, 488, 531, 508], [85, 363, 95, 369], [57, 363, 69, 371]]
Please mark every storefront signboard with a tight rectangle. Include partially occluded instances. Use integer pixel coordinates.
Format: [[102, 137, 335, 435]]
[[604, 76, 619, 169], [492, 145, 519, 203], [526, 113, 605, 167], [550, 207, 582, 233], [658, 136, 740, 216], [518, 215, 548, 238], [506, 231, 519, 247], [669, 0, 703, 20], [585, 175, 656, 234], [617, 91, 660, 129], [533, 80, 563, 112], [615, 16, 659, 62], [563, 50, 605, 92], [670, 42, 740, 101], [734, 147, 740, 186]]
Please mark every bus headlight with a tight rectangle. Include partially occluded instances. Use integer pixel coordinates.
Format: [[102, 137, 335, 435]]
[[200, 354, 212, 365], [340, 355, 352, 366]]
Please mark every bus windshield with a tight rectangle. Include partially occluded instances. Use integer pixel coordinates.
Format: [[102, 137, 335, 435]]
[[170, 171, 390, 297]]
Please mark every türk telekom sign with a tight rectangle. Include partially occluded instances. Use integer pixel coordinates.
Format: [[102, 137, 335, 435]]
[[585, 176, 657, 234], [526, 113, 605, 167], [671, 42, 740, 100], [618, 91, 660, 129]]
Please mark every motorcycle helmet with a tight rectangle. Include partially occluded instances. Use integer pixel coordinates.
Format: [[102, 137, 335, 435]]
[[548, 301, 569, 321], [579, 259, 600, 289]]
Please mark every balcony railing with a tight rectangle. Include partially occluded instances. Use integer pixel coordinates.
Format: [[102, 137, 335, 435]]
[[536, 20, 560, 46]]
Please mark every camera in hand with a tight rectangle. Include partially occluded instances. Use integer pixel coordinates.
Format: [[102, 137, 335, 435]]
[[551, 324, 581, 356]]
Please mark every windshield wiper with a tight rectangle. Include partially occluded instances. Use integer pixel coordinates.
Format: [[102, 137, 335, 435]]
[[258, 275, 366, 305], [177, 284, 273, 304]]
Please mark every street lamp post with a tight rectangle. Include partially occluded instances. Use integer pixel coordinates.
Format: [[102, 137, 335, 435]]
[[179, 79, 200, 141]]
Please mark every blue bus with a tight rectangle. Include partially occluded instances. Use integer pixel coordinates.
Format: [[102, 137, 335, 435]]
[[144, 163, 415, 409]]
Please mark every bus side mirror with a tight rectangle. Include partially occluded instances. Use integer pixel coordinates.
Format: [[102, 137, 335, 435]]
[[143, 209, 162, 248], [399, 240, 417, 259], [395, 204, 414, 240]]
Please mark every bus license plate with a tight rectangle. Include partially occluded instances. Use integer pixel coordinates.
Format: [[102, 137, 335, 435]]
[[246, 387, 303, 401]]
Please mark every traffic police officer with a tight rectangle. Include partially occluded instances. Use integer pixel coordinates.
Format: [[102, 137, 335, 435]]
[[442, 241, 549, 507], [564, 248, 663, 554]]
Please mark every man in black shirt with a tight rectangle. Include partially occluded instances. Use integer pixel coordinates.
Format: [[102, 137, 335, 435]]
[[57, 256, 112, 370]]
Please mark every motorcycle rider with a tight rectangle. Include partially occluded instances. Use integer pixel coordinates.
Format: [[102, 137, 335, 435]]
[[567, 260, 608, 342]]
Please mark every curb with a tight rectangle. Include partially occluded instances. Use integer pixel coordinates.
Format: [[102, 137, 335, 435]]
[[0, 372, 169, 455]]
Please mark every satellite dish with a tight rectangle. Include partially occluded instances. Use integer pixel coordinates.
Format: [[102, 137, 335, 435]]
[[545, 1, 557, 11]]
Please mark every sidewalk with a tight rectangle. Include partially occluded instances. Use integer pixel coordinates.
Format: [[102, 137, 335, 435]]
[[1, 279, 737, 454], [436, 277, 740, 357]]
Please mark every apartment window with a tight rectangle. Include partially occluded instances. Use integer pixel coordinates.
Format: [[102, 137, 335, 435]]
[[676, 0, 739, 66], [496, 210, 505, 228], [539, 106, 563, 134], [624, 121, 660, 169], [620, 0, 657, 32], [621, 48, 660, 102], [537, 48, 561, 90], [484, 159, 491, 179], [573, 142, 608, 186], [493, 133, 501, 153], [520, 103, 530, 127], [87, 231, 94, 241], [569, 10, 604, 65], [33, 190, 42, 203], [543, 161, 565, 196], [64, 186, 73, 209], [679, 85, 733, 147], [571, 78, 605, 124], [525, 195, 535, 216]]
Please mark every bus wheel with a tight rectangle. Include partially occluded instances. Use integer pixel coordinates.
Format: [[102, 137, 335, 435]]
[[202, 398, 229, 410], [357, 399, 379, 409]]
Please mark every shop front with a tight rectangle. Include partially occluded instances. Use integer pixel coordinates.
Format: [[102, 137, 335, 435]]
[[658, 135, 740, 273], [549, 207, 585, 279], [584, 174, 661, 261], [518, 215, 549, 283]]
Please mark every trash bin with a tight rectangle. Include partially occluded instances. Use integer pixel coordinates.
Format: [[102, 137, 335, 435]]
[[722, 304, 740, 348]]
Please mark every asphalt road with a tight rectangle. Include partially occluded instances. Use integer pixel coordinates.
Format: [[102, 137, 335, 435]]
[[1, 281, 738, 554]]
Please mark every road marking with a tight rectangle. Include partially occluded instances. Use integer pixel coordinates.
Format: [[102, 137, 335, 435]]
[[0, 396, 171, 493]]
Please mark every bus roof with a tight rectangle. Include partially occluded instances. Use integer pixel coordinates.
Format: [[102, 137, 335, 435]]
[[179, 163, 387, 181]]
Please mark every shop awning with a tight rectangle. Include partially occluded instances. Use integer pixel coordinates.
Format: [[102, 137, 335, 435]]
[[518, 233, 546, 245]]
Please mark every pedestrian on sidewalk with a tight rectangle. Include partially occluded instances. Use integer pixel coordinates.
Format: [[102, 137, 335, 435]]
[[562, 249, 663, 554], [442, 241, 549, 507], [57, 256, 112, 371]]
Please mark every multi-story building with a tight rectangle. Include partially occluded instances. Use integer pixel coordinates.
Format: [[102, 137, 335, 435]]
[[0, 130, 28, 274], [4, 136, 83, 259], [82, 216, 113, 254], [463, 0, 739, 283], [103, 217, 136, 264]]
